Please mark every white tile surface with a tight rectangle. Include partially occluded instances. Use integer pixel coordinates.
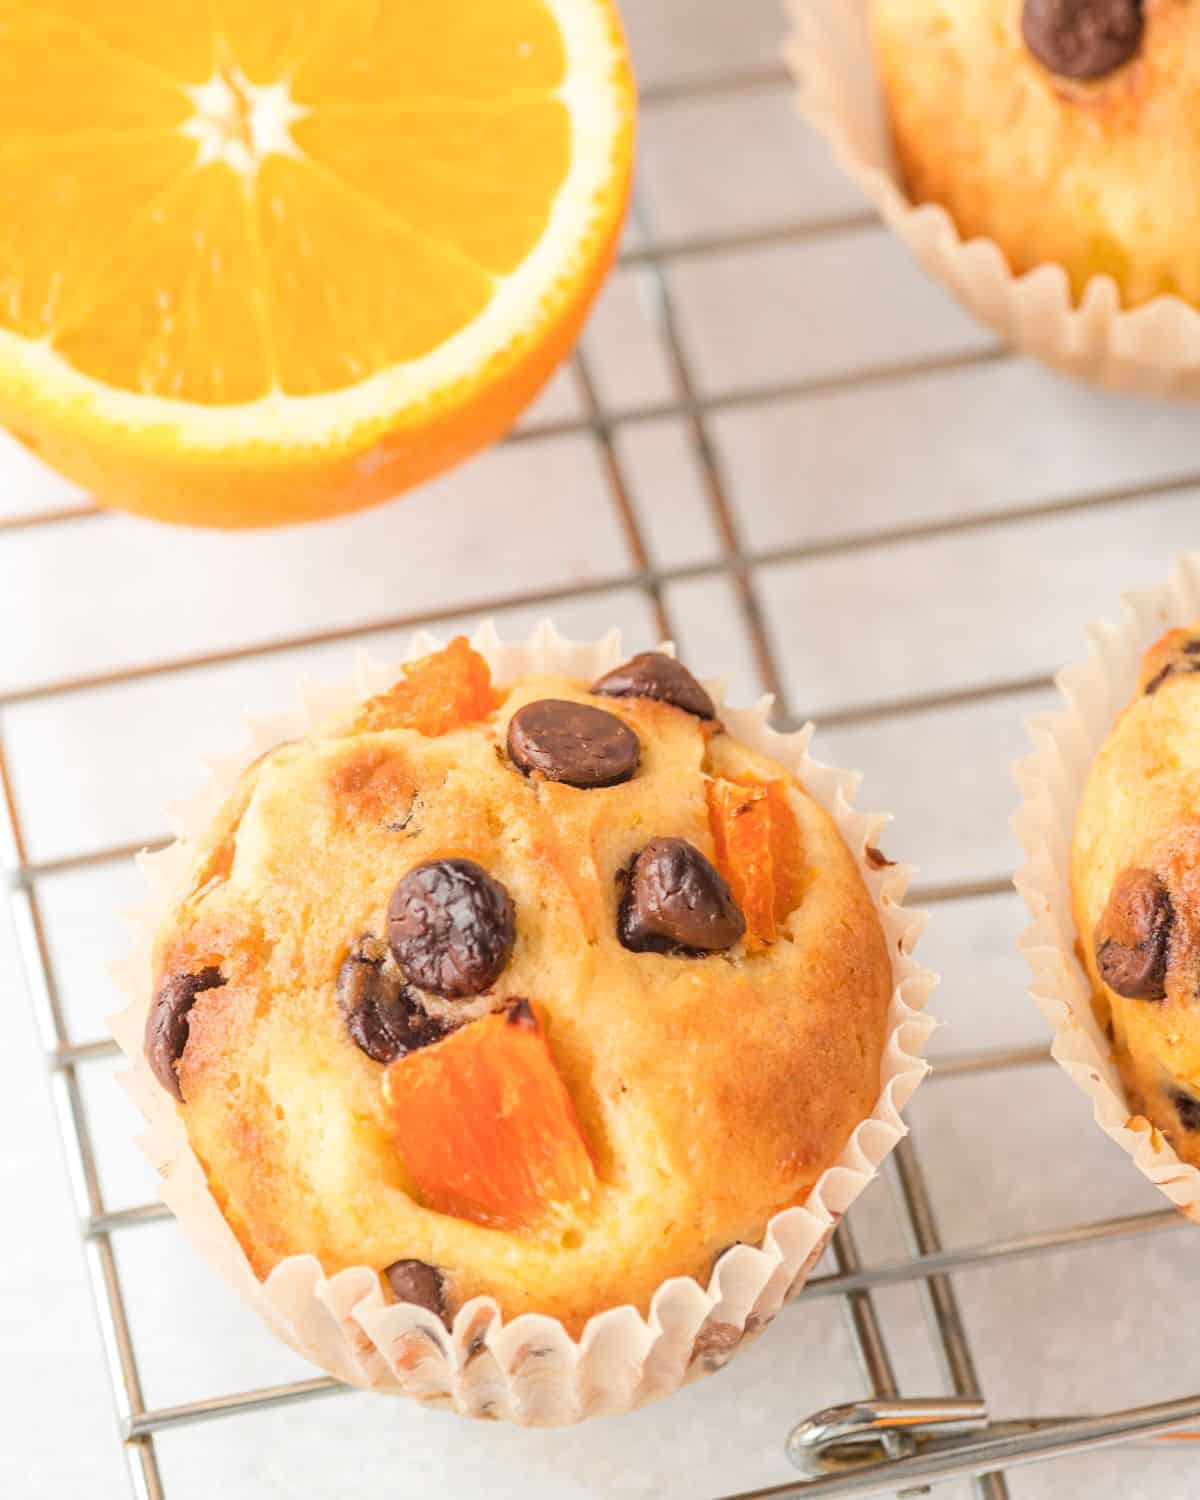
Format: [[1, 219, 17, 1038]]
[[0, 428, 92, 522], [612, 418, 723, 569], [2, 16, 1199, 1500], [667, 225, 995, 398], [638, 86, 869, 241], [0, 898, 128, 1497], [581, 265, 679, 413], [621, 0, 785, 90], [714, 358, 1200, 554], [818, 688, 1056, 889], [758, 486, 1200, 719], [0, 433, 629, 698]]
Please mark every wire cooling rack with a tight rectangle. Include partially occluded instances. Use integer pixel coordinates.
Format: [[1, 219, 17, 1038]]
[[5, 34, 1200, 1500]]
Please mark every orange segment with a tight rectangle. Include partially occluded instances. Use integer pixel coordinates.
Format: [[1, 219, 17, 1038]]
[[290, 0, 567, 107], [707, 776, 806, 950], [255, 155, 493, 392], [0, 9, 190, 138], [293, 99, 570, 276], [209, 3, 338, 85], [53, 165, 275, 403], [0, 0, 633, 525], [382, 1002, 596, 1229], [355, 638, 500, 736], [0, 135, 197, 338], [28, 1, 220, 84]]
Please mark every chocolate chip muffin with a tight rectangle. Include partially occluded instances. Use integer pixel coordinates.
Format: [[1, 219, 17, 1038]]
[[870, 1, 1200, 305], [1072, 627, 1200, 1167], [144, 638, 893, 1335]]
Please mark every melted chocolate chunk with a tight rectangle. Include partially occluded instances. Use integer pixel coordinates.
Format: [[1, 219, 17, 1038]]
[[388, 858, 516, 998], [690, 1320, 744, 1370], [1170, 1089, 1200, 1134], [865, 846, 895, 870], [1022, 0, 1144, 81], [1145, 648, 1200, 696], [507, 698, 640, 789], [383, 1258, 448, 1322], [591, 652, 716, 720], [144, 967, 225, 1100], [337, 935, 446, 1064], [619, 837, 746, 955], [506, 997, 536, 1031], [1095, 868, 1172, 1001]]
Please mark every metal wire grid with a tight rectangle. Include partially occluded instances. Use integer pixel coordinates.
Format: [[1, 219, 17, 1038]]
[[5, 62, 1200, 1500]]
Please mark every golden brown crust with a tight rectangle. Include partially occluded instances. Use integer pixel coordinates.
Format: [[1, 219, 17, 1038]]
[[869, 1, 1200, 306], [155, 673, 892, 1333], [1071, 627, 1200, 1168]]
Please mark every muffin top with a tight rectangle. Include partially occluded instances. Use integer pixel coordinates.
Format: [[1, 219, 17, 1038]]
[[1072, 627, 1200, 1167], [870, 1, 1200, 305], [146, 639, 892, 1333]]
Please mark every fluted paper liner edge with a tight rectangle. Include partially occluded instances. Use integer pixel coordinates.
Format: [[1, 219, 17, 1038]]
[[786, 0, 1200, 400], [109, 620, 937, 1424], [1013, 556, 1200, 1220]]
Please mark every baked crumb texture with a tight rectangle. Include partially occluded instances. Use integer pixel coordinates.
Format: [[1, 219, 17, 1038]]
[[1073, 626, 1200, 1170], [148, 643, 892, 1335], [870, 0, 1200, 306]]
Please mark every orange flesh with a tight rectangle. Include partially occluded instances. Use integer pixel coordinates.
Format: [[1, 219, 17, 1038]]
[[354, 637, 499, 736], [382, 1004, 596, 1230], [0, 1, 571, 398], [706, 775, 806, 949], [0, 0, 633, 525]]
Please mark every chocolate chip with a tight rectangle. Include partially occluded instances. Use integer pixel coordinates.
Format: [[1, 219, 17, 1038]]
[[865, 846, 895, 870], [591, 652, 716, 720], [619, 837, 746, 954], [1170, 1089, 1200, 1134], [1021, 0, 1144, 81], [1145, 653, 1200, 696], [690, 1320, 743, 1370], [506, 997, 536, 1031], [1095, 868, 1172, 1001], [337, 935, 447, 1064], [388, 858, 516, 998], [383, 1259, 448, 1322], [1145, 662, 1176, 696], [507, 699, 640, 789], [144, 967, 225, 1100]]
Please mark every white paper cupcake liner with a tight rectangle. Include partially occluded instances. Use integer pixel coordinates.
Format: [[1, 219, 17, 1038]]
[[786, 1, 1200, 400], [1014, 555, 1200, 1220], [109, 620, 937, 1424]]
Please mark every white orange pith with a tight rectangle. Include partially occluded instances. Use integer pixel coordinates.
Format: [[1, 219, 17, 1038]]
[[0, 0, 634, 525]]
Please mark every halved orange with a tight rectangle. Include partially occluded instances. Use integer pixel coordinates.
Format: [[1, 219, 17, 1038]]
[[0, 0, 634, 526]]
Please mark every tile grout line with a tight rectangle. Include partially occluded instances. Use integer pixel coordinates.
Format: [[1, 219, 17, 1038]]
[[8, 450, 1194, 712], [892, 1135, 1010, 1500], [570, 348, 676, 642], [0, 724, 162, 1497], [0, 340, 1006, 540], [626, 186, 791, 710]]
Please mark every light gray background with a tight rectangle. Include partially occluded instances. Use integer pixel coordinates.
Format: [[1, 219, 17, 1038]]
[[2, 1, 1198, 1495]]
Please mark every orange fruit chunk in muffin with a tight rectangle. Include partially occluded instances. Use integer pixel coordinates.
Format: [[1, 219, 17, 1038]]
[[354, 638, 500, 736], [707, 776, 805, 949], [382, 1001, 596, 1229]]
